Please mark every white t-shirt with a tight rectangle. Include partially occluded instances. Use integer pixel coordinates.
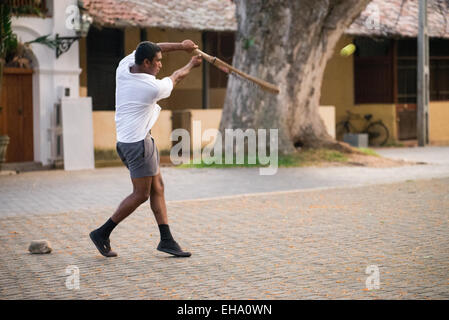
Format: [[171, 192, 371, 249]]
[[115, 50, 173, 143]]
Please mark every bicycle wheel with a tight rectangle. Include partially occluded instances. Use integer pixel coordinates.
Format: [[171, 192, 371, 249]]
[[366, 122, 389, 146], [336, 121, 352, 141]]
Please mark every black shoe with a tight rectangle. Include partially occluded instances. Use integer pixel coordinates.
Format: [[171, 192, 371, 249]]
[[89, 230, 118, 257], [157, 239, 191, 257]]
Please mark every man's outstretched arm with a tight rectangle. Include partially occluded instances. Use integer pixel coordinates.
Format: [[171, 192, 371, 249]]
[[170, 55, 202, 86], [157, 40, 198, 53]]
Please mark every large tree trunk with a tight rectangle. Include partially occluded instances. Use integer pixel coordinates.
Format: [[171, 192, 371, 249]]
[[219, 0, 371, 154]]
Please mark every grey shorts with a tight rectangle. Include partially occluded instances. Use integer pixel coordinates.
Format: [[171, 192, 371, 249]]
[[116, 133, 160, 179]]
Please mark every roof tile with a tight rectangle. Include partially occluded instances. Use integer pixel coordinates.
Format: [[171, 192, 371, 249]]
[[81, 0, 449, 38]]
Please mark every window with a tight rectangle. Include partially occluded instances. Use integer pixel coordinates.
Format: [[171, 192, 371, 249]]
[[397, 39, 417, 103], [87, 27, 124, 111], [397, 58, 417, 103], [354, 37, 394, 104], [429, 39, 449, 101], [354, 37, 449, 104], [397, 38, 449, 102], [431, 59, 449, 100], [205, 32, 235, 88]]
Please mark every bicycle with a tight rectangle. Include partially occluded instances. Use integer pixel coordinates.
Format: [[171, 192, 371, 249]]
[[336, 110, 389, 146]]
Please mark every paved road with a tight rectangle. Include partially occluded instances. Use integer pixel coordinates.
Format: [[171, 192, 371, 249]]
[[0, 177, 447, 299], [1, 147, 449, 217], [376, 146, 449, 165], [0, 147, 448, 299]]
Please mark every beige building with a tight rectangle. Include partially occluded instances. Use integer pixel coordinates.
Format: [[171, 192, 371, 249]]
[[80, 0, 449, 154]]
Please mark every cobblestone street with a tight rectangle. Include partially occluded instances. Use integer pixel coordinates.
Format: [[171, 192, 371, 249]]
[[0, 176, 448, 299], [1, 146, 449, 218], [3, 0, 449, 303]]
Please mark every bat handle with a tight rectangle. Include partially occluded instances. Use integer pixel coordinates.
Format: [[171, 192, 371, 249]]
[[193, 49, 214, 62], [193, 49, 279, 94]]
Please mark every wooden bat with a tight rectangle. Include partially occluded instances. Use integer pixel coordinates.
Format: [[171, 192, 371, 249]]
[[193, 49, 280, 94]]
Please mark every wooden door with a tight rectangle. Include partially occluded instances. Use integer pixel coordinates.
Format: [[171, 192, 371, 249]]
[[0, 68, 34, 162], [396, 104, 417, 140]]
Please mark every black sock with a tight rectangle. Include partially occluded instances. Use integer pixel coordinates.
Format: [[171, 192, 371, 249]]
[[96, 218, 117, 239], [158, 224, 174, 241]]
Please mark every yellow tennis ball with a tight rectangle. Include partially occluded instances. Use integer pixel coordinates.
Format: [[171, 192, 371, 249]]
[[340, 44, 356, 57]]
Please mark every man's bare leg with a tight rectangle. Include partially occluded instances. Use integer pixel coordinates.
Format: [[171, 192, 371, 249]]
[[151, 171, 191, 257], [149, 172, 168, 225], [112, 176, 153, 223], [89, 176, 152, 257]]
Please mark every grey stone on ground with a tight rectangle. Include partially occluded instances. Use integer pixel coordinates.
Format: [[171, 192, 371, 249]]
[[28, 240, 52, 254]]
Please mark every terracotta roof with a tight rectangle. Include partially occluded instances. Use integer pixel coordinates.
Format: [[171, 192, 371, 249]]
[[82, 0, 449, 38], [347, 0, 449, 38], [81, 0, 237, 31]]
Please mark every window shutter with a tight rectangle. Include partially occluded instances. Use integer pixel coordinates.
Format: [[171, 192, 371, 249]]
[[354, 56, 394, 104]]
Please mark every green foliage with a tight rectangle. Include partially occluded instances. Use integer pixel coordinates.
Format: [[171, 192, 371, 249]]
[[159, 149, 172, 156], [357, 148, 380, 157], [243, 38, 255, 50], [1, 4, 49, 64], [177, 149, 349, 169], [0, 4, 17, 60], [94, 148, 120, 161], [178, 154, 266, 169], [383, 140, 405, 147], [94, 149, 123, 168], [282, 149, 349, 166], [11, 5, 46, 18]]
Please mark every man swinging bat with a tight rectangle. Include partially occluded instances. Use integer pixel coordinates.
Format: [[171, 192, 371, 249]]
[[89, 40, 202, 257]]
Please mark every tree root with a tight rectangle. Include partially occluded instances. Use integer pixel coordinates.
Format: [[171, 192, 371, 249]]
[[321, 139, 363, 154], [301, 138, 364, 155]]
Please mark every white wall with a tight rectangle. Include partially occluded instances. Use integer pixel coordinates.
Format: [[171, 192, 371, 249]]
[[11, 0, 82, 166], [61, 97, 94, 170], [318, 106, 336, 139]]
